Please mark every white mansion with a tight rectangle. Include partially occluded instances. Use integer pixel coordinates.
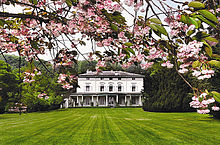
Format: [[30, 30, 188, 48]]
[[62, 70, 144, 108]]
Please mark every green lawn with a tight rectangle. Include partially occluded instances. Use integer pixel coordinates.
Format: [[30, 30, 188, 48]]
[[0, 108, 219, 145]]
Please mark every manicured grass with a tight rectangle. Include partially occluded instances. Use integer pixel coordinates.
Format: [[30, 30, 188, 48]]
[[0, 108, 220, 145]]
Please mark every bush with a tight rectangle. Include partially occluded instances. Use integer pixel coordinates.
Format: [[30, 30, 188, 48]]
[[142, 66, 195, 112], [21, 91, 62, 112]]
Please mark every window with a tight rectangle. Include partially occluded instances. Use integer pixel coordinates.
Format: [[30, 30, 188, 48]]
[[118, 85, 122, 92], [118, 77, 121, 80], [86, 85, 90, 91], [100, 85, 104, 92], [132, 78, 135, 80], [109, 78, 113, 80], [100, 78, 104, 80], [109, 85, 113, 92], [86, 78, 90, 80], [132, 85, 136, 92]]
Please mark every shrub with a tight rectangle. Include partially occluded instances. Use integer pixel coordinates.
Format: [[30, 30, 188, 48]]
[[142, 66, 195, 112]]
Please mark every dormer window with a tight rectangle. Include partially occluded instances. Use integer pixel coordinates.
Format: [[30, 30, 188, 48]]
[[86, 85, 90, 91], [100, 78, 104, 80], [86, 78, 90, 80], [132, 85, 136, 92], [109, 78, 113, 80], [118, 77, 121, 80], [132, 78, 135, 80]]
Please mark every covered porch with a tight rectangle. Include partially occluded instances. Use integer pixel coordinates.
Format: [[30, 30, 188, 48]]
[[61, 93, 142, 108]]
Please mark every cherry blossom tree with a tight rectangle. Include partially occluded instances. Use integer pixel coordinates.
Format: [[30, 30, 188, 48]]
[[0, 0, 220, 114]]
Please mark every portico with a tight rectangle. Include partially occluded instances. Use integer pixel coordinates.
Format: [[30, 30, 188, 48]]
[[62, 93, 142, 108]]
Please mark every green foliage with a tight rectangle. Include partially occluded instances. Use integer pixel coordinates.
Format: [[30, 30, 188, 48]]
[[188, 1, 205, 9], [209, 69, 220, 119], [0, 55, 28, 69], [208, 60, 220, 68], [142, 66, 194, 112], [0, 54, 49, 70], [198, 10, 219, 24], [21, 72, 63, 112], [77, 60, 97, 73], [149, 18, 162, 24], [0, 60, 19, 113]]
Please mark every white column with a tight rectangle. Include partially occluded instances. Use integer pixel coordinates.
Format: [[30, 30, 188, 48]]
[[130, 95, 132, 106], [66, 99, 69, 108], [106, 95, 108, 106], [77, 96, 78, 103], [97, 96, 99, 105], [82, 96, 84, 106], [139, 95, 142, 106], [92, 96, 94, 102], [125, 96, 127, 106], [116, 95, 118, 103]]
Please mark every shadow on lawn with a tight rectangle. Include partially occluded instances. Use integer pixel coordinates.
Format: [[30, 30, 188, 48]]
[[0, 115, 18, 119]]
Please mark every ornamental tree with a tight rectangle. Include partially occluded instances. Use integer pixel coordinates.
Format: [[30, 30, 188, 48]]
[[0, 0, 220, 114]]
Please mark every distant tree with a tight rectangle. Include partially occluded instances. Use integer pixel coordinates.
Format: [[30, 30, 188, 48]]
[[0, 54, 28, 69], [0, 60, 19, 113], [78, 60, 97, 74]]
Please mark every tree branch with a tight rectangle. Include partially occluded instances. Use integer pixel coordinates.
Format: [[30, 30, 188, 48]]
[[0, 12, 49, 23]]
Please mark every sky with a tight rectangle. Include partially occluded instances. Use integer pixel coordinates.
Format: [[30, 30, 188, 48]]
[[2, 0, 189, 61]]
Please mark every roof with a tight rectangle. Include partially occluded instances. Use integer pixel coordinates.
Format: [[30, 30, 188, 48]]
[[79, 71, 145, 78], [70, 92, 142, 96]]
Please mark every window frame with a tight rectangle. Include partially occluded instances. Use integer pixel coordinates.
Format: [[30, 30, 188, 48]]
[[132, 85, 136, 92], [118, 84, 122, 92], [86, 85, 90, 91], [109, 85, 113, 92], [100, 85, 104, 92]]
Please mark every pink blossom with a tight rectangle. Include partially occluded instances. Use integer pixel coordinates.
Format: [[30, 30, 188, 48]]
[[161, 61, 173, 69], [212, 106, 220, 111], [140, 62, 154, 70], [113, 4, 121, 12], [96, 60, 106, 68], [38, 93, 47, 99], [124, 0, 134, 6], [118, 31, 125, 39], [207, 98, 215, 104], [187, 25, 195, 31], [140, 8, 145, 13], [209, 9, 215, 14], [122, 62, 132, 68], [190, 100, 200, 108], [200, 93, 207, 98], [192, 70, 201, 77], [62, 83, 73, 89], [102, 39, 111, 46], [97, 4, 104, 9], [96, 42, 103, 47], [197, 109, 210, 114], [178, 68, 188, 74]]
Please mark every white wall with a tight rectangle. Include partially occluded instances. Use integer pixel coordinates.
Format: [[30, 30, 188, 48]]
[[77, 77, 144, 93]]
